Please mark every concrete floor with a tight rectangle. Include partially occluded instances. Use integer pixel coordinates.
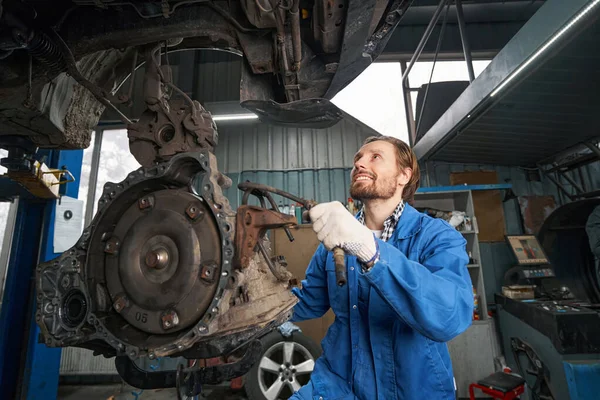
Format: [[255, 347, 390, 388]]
[[57, 383, 248, 400]]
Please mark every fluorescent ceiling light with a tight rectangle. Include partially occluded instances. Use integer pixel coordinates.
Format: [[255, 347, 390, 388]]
[[212, 113, 259, 121], [490, 0, 600, 98]]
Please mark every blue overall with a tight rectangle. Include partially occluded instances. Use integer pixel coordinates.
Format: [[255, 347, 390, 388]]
[[290, 204, 473, 400]]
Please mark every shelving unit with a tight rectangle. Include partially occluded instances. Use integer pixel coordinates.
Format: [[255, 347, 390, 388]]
[[413, 189, 488, 320], [413, 189, 500, 398]]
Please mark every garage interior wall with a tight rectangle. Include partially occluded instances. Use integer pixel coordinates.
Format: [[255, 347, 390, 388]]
[[61, 50, 600, 376], [214, 124, 600, 308], [215, 117, 376, 209]]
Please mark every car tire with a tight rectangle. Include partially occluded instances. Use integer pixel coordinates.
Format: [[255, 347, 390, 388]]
[[244, 330, 321, 400]]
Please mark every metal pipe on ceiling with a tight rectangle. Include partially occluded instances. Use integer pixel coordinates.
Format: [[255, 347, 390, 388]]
[[455, 0, 475, 82], [401, 0, 449, 84]]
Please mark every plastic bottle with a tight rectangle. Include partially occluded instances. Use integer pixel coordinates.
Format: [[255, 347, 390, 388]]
[[347, 198, 356, 214]]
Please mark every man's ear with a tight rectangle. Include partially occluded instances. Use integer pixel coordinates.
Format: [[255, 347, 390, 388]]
[[397, 167, 412, 186]]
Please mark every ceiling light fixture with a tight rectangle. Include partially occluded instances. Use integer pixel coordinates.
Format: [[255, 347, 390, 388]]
[[211, 114, 259, 121], [490, 0, 600, 98]]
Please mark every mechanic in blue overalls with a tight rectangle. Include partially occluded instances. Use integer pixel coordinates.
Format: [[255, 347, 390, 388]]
[[290, 136, 474, 400]]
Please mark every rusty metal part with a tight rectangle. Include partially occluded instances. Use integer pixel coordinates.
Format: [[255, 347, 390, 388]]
[[145, 248, 170, 269], [236, 32, 275, 74], [37, 151, 237, 359], [161, 310, 180, 330], [128, 99, 218, 167], [113, 294, 128, 313], [256, 241, 292, 282], [127, 45, 218, 167], [200, 262, 218, 283], [240, 0, 277, 29], [36, 149, 301, 369], [235, 206, 297, 269], [138, 195, 155, 210], [0, 0, 394, 150], [313, 0, 347, 54], [104, 237, 121, 255], [290, 0, 302, 71], [186, 202, 205, 221], [238, 181, 316, 253], [259, 0, 301, 102], [239, 182, 347, 286], [43, 28, 134, 125], [238, 182, 316, 209], [198, 247, 298, 343], [333, 247, 347, 286]]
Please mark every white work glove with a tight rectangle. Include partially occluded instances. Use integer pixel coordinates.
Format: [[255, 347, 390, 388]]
[[309, 201, 378, 263]]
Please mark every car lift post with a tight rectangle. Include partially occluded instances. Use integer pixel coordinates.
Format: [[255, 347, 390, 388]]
[[0, 149, 83, 400]]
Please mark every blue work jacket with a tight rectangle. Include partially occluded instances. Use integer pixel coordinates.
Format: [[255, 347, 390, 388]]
[[290, 204, 473, 400]]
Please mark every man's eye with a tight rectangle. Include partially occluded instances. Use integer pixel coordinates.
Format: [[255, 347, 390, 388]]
[[373, 154, 381, 160]]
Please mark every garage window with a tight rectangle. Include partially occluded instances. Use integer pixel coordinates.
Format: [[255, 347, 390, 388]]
[[91, 129, 141, 216], [332, 62, 408, 143]]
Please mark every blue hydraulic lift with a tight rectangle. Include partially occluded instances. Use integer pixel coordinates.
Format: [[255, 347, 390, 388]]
[[0, 149, 83, 400]]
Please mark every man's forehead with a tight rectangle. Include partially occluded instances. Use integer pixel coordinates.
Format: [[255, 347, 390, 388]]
[[355, 140, 395, 155]]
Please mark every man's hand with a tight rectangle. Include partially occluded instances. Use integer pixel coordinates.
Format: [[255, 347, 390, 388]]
[[309, 201, 377, 263]]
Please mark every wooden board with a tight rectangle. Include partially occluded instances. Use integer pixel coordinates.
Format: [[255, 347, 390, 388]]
[[272, 225, 333, 347], [518, 195, 557, 234], [450, 171, 506, 242]]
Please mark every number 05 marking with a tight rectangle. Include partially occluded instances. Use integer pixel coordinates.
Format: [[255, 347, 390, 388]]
[[135, 312, 148, 323]]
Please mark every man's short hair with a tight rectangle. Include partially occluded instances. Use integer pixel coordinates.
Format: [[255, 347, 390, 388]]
[[362, 136, 421, 204]]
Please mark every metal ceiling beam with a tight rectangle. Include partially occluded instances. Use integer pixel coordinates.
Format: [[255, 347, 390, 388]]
[[380, 22, 525, 60], [381, 0, 543, 59], [399, 0, 544, 24], [412, 0, 600, 161]]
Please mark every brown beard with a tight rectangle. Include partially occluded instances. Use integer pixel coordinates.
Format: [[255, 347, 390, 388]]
[[350, 173, 398, 201]]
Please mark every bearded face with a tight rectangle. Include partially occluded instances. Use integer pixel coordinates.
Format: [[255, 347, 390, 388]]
[[350, 141, 404, 201], [350, 169, 399, 200]]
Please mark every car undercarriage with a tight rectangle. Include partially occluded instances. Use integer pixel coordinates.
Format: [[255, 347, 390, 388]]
[[0, 0, 407, 395]]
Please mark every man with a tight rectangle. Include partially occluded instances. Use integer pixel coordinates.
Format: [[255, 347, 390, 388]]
[[290, 136, 473, 400]]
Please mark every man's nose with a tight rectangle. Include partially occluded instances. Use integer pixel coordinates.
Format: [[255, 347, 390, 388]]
[[354, 156, 367, 170]]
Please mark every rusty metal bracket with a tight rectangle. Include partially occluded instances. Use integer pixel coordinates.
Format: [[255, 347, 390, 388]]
[[234, 205, 297, 269]]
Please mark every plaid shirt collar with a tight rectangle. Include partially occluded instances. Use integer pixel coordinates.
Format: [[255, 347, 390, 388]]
[[357, 200, 405, 242]]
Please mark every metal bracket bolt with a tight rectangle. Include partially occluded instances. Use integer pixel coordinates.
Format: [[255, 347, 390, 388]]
[[138, 195, 155, 210], [161, 310, 179, 330], [104, 237, 121, 254], [113, 295, 128, 313], [200, 263, 218, 283], [185, 203, 204, 221]]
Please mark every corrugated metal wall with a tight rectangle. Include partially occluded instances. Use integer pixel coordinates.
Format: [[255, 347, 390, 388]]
[[216, 118, 370, 173], [214, 117, 378, 209], [60, 348, 116, 376]]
